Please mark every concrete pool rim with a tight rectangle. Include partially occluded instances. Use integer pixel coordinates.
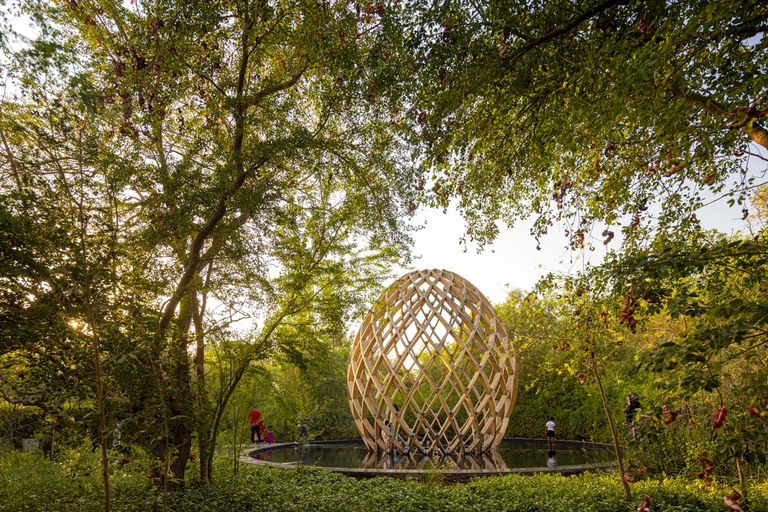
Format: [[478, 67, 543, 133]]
[[241, 438, 618, 479]]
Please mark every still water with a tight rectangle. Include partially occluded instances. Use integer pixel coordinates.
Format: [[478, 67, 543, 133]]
[[251, 440, 614, 471]]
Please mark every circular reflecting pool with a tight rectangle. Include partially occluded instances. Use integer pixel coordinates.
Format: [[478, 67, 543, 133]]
[[247, 439, 615, 475]]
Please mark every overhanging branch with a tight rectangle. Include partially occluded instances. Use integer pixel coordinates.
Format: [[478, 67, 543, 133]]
[[504, 0, 627, 61]]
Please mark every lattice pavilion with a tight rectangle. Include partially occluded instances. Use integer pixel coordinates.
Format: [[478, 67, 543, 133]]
[[347, 269, 518, 454]]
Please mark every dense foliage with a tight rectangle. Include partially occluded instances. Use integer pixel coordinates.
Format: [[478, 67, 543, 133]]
[[2, 450, 767, 512], [1, 0, 417, 492], [396, 0, 768, 249]]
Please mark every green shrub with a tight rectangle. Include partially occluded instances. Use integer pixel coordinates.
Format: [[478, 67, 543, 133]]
[[1, 450, 766, 512]]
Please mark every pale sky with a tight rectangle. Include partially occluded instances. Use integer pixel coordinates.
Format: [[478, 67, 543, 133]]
[[3, 8, 763, 312], [402, 196, 752, 305]]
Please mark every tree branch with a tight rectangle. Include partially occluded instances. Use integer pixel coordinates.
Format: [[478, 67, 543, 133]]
[[158, 10, 264, 331], [158, 157, 266, 330], [250, 62, 309, 106], [672, 88, 768, 151], [0, 124, 28, 209], [505, 0, 626, 61]]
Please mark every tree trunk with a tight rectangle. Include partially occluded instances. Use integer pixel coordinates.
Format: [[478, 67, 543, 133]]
[[735, 456, 747, 505], [152, 14, 265, 485], [74, 140, 111, 512], [191, 289, 210, 485], [232, 405, 240, 476], [205, 366, 246, 480], [165, 295, 195, 488], [590, 354, 631, 502]]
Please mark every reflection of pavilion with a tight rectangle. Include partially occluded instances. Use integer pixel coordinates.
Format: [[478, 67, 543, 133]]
[[360, 447, 509, 471], [348, 270, 518, 456]]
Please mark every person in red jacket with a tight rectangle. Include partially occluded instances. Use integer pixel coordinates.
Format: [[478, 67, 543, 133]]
[[249, 407, 262, 443], [257, 419, 265, 443]]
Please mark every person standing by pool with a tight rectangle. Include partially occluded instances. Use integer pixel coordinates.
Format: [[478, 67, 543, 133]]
[[624, 393, 641, 425], [265, 426, 274, 444], [257, 418, 265, 444], [624, 393, 641, 438], [545, 417, 556, 449], [249, 407, 262, 444], [297, 416, 310, 445], [382, 419, 394, 450]]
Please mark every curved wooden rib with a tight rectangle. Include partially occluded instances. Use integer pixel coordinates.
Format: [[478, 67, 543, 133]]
[[347, 269, 518, 454]]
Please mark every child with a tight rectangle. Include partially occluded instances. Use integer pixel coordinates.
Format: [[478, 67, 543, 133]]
[[545, 417, 556, 449], [265, 426, 274, 444]]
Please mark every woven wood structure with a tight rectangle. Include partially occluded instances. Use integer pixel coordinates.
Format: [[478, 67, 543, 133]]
[[347, 269, 517, 454]]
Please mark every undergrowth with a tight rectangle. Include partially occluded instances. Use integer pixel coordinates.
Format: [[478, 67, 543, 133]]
[[1, 450, 766, 511]]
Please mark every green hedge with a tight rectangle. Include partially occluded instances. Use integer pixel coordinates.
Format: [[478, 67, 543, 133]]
[[505, 377, 615, 441], [2, 450, 766, 512]]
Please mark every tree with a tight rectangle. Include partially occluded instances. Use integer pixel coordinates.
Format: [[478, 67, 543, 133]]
[[368, 3, 768, 499], [523, 278, 642, 501], [598, 230, 768, 502], [2, 0, 416, 489], [239, 326, 359, 444], [391, 0, 768, 249], [191, 184, 405, 482], [749, 183, 768, 231]]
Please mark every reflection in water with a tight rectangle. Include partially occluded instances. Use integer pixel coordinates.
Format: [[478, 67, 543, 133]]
[[295, 444, 310, 465], [546, 450, 556, 467], [260, 440, 614, 471], [255, 451, 273, 462], [362, 449, 508, 470]]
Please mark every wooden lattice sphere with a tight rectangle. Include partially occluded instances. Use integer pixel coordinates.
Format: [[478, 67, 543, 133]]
[[347, 269, 518, 454]]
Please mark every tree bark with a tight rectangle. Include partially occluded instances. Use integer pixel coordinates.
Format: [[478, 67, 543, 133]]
[[191, 287, 210, 485], [165, 294, 195, 488], [743, 122, 768, 150]]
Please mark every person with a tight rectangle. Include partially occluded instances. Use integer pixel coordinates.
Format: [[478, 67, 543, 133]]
[[297, 416, 310, 445], [257, 419, 265, 443], [265, 426, 274, 444], [382, 419, 393, 449], [249, 407, 262, 443], [624, 393, 641, 425], [545, 417, 556, 449]]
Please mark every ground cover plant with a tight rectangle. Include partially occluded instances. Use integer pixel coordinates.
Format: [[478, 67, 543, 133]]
[[2, 450, 767, 512]]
